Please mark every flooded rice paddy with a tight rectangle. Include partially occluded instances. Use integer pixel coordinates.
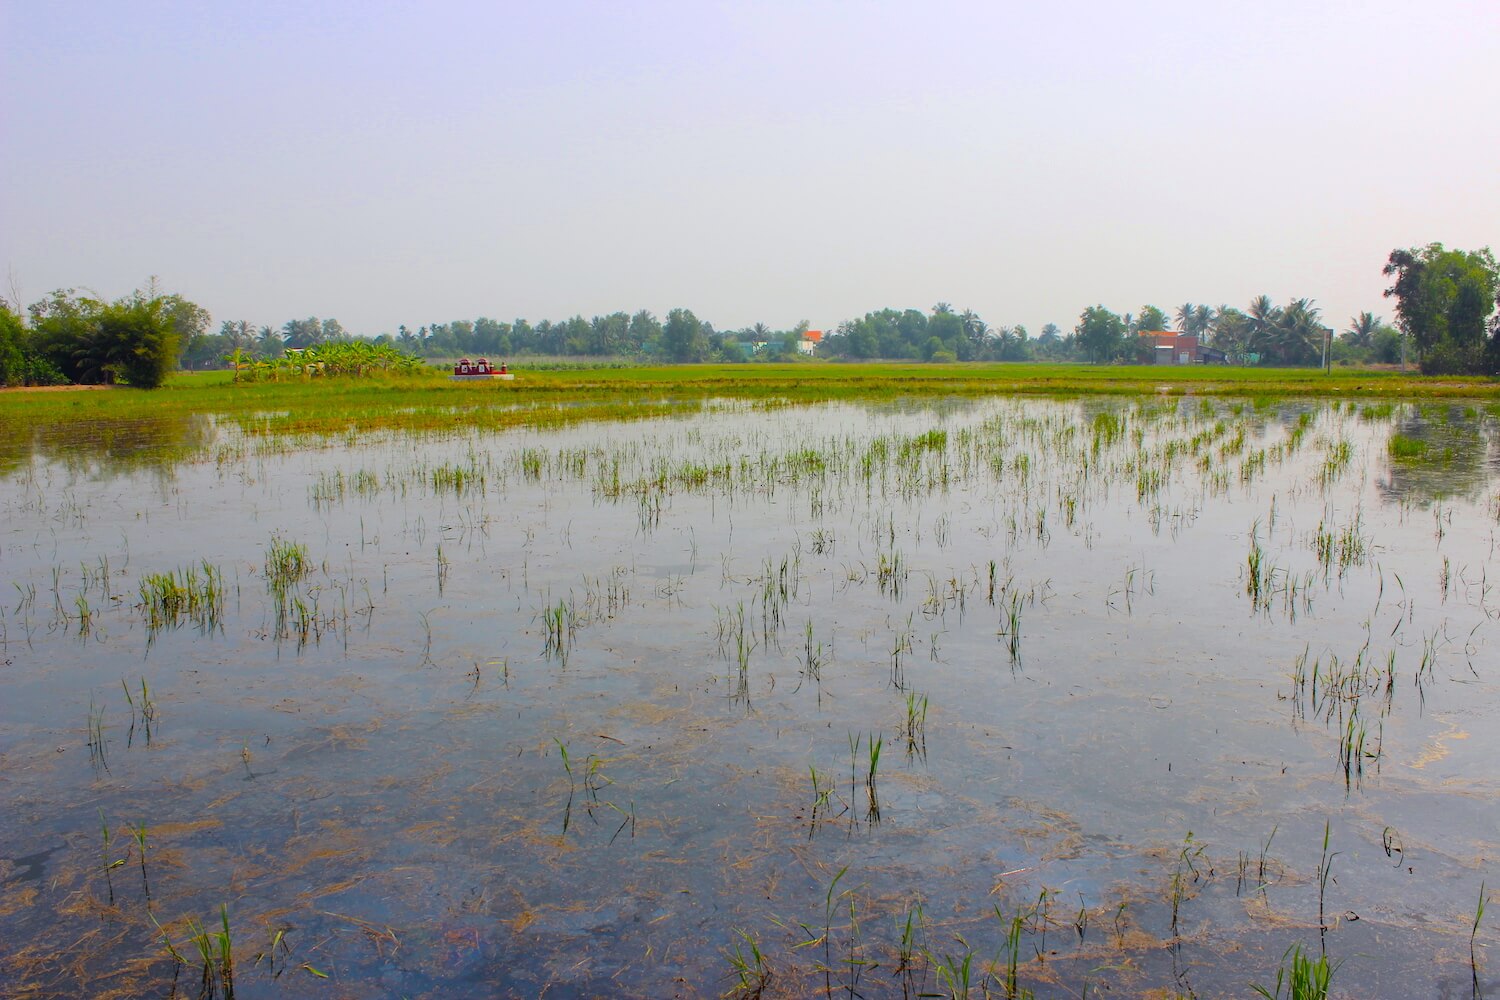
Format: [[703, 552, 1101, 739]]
[[2, 394, 1499, 998]]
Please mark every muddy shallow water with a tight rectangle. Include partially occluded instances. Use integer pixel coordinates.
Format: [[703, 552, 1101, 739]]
[[2, 395, 1498, 998]]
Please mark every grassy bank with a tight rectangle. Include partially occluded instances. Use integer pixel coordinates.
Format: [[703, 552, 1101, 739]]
[[2, 362, 1496, 445]]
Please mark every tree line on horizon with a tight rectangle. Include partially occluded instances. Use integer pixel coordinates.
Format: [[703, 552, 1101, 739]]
[[3, 244, 1496, 387]]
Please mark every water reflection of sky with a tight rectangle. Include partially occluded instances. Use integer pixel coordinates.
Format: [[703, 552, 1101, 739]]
[[2, 396, 1499, 998]]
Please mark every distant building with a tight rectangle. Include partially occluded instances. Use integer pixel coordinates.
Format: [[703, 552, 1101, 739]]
[[1139, 331, 1227, 365], [798, 329, 823, 355]]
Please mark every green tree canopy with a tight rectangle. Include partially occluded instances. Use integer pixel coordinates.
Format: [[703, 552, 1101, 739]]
[[1383, 243, 1500, 374], [27, 285, 190, 387], [1135, 305, 1170, 333], [662, 308, 706, 362], [1075, 305, 1126, 363]]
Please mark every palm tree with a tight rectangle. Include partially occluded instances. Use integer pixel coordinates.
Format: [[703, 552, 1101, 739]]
[[1247, 295, 1279, 356], [961, 310, 989, 356], [1192, 304, 1212, 338], [257, 324, 283, 359], [1267, 298, 1325, 365], [1175, 302, 1196, 333], [1343, 311, 1381, 348]]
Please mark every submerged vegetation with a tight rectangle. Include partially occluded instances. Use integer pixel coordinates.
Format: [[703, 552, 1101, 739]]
[[2, 380, 1498, 997]]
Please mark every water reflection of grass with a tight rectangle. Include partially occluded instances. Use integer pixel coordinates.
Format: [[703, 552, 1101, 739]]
[[6, 391, 1500, 997]]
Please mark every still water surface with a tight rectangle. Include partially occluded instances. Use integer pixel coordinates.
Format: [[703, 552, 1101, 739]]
[[1, 395, 1498, 998]]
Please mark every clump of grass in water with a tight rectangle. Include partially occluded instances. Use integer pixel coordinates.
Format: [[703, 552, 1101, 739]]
[[139, 561, 225, 636], [723, 929, 771, 998], [1389, 432, 1427, 460], [264, 535, 310, 593], [1251, 943, 1336, 1000], [902, 691, 928, 758], [184, 905, 236, 999], [541, 596, 575, 663], [98, 808, 124, 904], [807, 765, 835, 838], [122, 676, 157, 747], [131, 820, 151, 899]]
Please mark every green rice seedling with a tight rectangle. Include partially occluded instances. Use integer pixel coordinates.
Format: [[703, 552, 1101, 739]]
[[264, 534, 310, 593], [122, 676, 156, 747], [139, 561, 226, 636], [50, 565, 66, 626], [927, 938, 978, 1000], [1389, 432, 1427, 460], [555, 738, 575, 834], [801, 620, 823, 684], [723, 929, 771, 999], [865, 733, 883, 825], [1258, 824, 1279, 892], [183, 906, 237, 999], [807, 765, 835, 838], [73, 591, 94, 637], [1246, 520, 1267, 604], [131, 820, 150, 899], [582, 751, 612, 805], [889, 613, 914, 690], [999, 590, 1023, 667], [903, 691, 929, 758], [150, 910, 186, 970], [1250, 943, 1336, 1000], [541, 596, 575, 663], [13, 580, 37, 617], [877, 548, 906, 600], [894, 899, 925, 982], [436, 542, 449, 595], [1317, 822, 1337, 953], [87, 695, 108, 773], [1170, 832, 1204, 943], [1472, 881, 1487, 980], [994, 905, 1030, 999], [606, 800, 635, 845], [847, 733, 862, 831], [97, 808, 123, 903]]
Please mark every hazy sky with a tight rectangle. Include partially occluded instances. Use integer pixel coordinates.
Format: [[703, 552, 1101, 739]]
[[4, 1, 1498, 338]]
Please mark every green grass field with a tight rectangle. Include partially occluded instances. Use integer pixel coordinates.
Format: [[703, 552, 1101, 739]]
[[3, 362, 1496, 444]]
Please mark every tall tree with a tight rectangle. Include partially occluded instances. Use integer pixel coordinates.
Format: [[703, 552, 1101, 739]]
[[1174, 302, 1196, 333], [1383, 243, 1500, 374], [1136, 305, 1170, 333], [1075, 305, 1126, 363], [281, 317, 323, 350], [1342, 311, 1382, 348], [662, 308, 705, 362], [0, 300, 27, 385], [257, 324, 284, 358], [628, 310, 661, 353]]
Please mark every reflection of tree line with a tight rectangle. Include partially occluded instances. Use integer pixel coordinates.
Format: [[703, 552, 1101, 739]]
[[1376, 407, 1499, 504], [0, 412, 215, 477]]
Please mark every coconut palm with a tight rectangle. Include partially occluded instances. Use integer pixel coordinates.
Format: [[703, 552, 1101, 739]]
[[1192, 304, 1212, 338], [1246, 295, 1280, 356], [1175, 302, 1196, 333], [257, 324, 284, 359], [1343, 311, 1382, 348]]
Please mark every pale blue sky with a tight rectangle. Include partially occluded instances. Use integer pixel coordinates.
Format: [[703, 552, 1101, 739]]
[[3, 0, 1497, 337]]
